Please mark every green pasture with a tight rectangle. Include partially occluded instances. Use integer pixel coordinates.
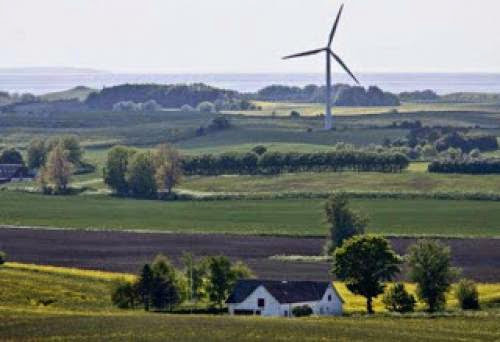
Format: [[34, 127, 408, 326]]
[[0, 192, 499, 237]]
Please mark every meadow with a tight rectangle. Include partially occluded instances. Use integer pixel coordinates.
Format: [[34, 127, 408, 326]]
[[0, 263, 499, 341], [0, 192, 499, 237]]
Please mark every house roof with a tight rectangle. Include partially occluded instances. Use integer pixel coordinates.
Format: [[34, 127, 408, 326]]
[[0, 164, 25, 180], [227, 279, 342, 304]]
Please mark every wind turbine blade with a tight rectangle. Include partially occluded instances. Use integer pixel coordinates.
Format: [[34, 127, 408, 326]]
[[282, 48, 325, 60], [328, 4, 344, 47], [330, 51, 360, 85]]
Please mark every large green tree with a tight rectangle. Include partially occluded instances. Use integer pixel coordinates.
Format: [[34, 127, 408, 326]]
[[27, 139, 47, 169], [154, 144, 183, 195], [206, 256, 253, 311], [407, 240, 458, 312], [126, 151, 157, 198], [104, 146, 135, 195], [48, 136, 83, 165], [324, 193, 367, 253], [333, 235, 401, 314], [0, 148, 24, 165]]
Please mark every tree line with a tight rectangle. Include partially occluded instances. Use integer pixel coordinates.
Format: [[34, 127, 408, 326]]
[[182, 150, 409, 175], [428, 157, 500, 174], [111, 254, 252, 312]]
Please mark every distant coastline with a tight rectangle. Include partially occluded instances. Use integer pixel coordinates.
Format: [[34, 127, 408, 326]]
[[1, 70, 500, 95]]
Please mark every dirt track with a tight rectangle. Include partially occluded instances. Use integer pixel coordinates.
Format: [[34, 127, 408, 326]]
[[1, 227, 499, 282]]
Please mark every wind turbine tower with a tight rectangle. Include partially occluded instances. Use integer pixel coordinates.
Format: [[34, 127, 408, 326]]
[[283, 4, 360, 130]]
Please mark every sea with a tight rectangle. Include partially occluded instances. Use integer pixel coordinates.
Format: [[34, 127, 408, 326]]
[[1, 72, 500, 96]]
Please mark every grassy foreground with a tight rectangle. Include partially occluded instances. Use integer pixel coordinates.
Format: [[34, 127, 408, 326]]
[[0, 192, 499, 237], [0, 263, 499, 341]]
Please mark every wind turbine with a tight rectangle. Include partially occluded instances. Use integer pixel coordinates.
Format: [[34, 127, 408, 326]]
[[283, 4, 360, 130]]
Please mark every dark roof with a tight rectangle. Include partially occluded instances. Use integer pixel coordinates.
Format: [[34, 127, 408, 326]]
[[0, 164, 26, 180], [227, 279, 338, 304]]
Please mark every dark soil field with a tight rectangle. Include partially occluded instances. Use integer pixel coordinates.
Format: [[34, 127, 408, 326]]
[[1, 227, 499, 282]]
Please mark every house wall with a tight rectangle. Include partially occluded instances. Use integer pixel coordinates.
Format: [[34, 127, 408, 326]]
[[228, 285, 283, 316]]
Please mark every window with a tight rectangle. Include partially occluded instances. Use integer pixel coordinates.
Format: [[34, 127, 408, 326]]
[[328, 295, 332, 301], [257, 298, 265, 308]]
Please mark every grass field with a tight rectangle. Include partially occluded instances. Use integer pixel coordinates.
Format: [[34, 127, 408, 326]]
[[182, 170, 500, 195], [0, 263, 499, 341], [0, 192, 499, 237]]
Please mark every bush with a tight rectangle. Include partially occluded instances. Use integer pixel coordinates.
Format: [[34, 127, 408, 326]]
[[0, 251, 6, 265], [455, 279, 480, 310], [180, 104, 194, 112], [292, 305, 313, 317], [208, 115, 231, 130], [141, 99, 162, 112], [252, 145, 267, 156], [290, 110, 301, 118], [197, 101, 216, 113], [112, 101, 141, 112], [111, 281, 138, 309], [382, 283, 416, 313]]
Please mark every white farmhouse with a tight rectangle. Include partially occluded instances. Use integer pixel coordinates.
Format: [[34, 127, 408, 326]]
[[227, 279, 343, 317]]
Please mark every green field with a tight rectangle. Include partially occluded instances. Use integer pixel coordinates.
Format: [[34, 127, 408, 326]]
[[0, 192, 499, 237], [182, 170, 500, 195], [0, 263, 499, 341]]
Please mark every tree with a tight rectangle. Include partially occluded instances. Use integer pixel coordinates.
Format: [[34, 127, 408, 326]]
[[324, 193, 367, 253], [290, 110, 301, 118], [181, 104, 194, 112], [104, 146, 135, 195], [382, 283, 416, 313], [197, 101, 216, 113], [27, 139, 47, 169], [407, 240, 458, 312], [0, 251, 6, 265], [154, 144, 183, 195], [48, 136, 83, 165], [126, 151, 157, 198], [137, 264, 155, 311], [39, 143, 74, 194], [111, 281, 139, 309], [206, 256, 253, 311], [251, 145, 267, 156], [455, 278, 480, 310], [182, 253, 207, 303], [333, 235, 402, 314], [150, 255, 182, 311], [292, 305, 313, 317], [0, 148, 24, 165]]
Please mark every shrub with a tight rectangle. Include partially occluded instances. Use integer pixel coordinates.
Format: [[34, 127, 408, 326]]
[[197, 101, 216, 113], [290, 110, 301, 118], [181, 104, 194, 112], [208, 115, 231, 130], [251, 145, 267, 156], [111, 281, 138, 309], [112, 101, 141, 112], [292, 305, 313, 317], [382, 283, 416, 313], [0, 251, 6, 265], [455, 279, 480, 310], [141, 99, 162, 112]]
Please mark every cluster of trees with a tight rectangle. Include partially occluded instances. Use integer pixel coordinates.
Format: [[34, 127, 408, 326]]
[[182, 150, 409, 175], [29, 136, 85, 194], [428, 157, 500, 174], [0, 91, 38, 107], [254, 84, 400, 106], [85, 83, 239, 110], [112, 254, 253, 312], [104, 144, 183, 198], [398, 90, 440, 102], [112, 99, 163, 112], [326, 194, 479, 313]]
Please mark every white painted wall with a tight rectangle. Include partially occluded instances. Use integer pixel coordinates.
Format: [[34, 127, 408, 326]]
[[228, 283, 343, 317]]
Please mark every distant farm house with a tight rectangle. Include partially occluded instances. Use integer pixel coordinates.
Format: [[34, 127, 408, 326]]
[[227, 279, 343, 317], [0, 164, 31, 184]]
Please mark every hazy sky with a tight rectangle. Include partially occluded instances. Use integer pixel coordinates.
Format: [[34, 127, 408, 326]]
[[1, 0, 499, 73]]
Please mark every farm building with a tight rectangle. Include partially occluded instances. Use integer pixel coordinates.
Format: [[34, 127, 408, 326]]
[[0, 164, 31, 184], [227, 279, 343, 317]]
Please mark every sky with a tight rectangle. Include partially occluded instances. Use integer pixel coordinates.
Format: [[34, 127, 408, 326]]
[[0, 0, 499, 74]]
